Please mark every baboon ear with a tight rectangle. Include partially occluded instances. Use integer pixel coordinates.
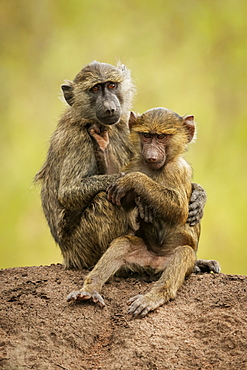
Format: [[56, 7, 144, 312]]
[[61, 81, 74, 106], [129, 111, 137, 129], [183, 115, 195, 142]]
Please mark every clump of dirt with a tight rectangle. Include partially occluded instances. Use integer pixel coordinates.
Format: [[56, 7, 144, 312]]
[[0, 264, 246, 369]]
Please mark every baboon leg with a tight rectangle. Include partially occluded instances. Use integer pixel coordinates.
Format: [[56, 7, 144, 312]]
[[67, 234, 172, 307], [67, 235, 135, 305], [128, 245, 196, 317], [61, 192, 129, 270]]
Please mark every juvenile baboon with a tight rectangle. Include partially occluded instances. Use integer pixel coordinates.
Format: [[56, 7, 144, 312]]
[[67, 108, 220, 316], [35, 61, 207, 270]]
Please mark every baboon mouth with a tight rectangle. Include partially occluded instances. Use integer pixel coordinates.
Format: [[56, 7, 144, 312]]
[[146, 161, 165, 170], [97, 115, 121, 126]]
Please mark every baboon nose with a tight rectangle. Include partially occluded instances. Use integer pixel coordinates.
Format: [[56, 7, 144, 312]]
[[104, 101, 116, 116], [106, 108, 115, 116]]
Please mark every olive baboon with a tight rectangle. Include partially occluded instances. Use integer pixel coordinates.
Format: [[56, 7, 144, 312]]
[[35, 62, 208, 270], [67, 108, 220, 316]]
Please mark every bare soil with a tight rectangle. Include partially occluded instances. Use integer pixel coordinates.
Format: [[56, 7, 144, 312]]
[[0, 264, 246, 370]]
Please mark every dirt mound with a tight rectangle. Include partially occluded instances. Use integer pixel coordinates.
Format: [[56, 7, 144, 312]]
[[0, 264, 246, 370]]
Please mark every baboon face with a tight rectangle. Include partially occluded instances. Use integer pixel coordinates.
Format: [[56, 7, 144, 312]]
[[138, 132, 171, 170], [61, 61, 134, 126], [88, 81, 121, 125], [130, 108, 195, 169]]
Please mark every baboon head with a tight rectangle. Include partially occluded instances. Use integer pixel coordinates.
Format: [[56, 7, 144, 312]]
[[61, 61, 135, 126]]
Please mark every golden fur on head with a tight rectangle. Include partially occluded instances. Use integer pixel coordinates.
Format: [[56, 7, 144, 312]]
[[132, 108, 180, 135], [130, 107, 196, 161]]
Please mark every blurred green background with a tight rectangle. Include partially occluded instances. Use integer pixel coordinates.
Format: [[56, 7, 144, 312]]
[[0, 0, 246, 274]]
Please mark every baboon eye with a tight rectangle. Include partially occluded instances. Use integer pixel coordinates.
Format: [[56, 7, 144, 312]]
[[143, 133, 152, 139], [91, 84, 101, 93], [107, 82, 117, 89], [157, 134, 166, 139]]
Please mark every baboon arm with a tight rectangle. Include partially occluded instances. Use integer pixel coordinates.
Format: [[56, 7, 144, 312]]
[[54, 135, 121, 211], [58, 173, 120, 211], [108, 171, 189, 224]]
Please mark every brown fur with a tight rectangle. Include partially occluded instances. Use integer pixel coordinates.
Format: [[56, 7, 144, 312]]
[[35, 61, 213, 275]]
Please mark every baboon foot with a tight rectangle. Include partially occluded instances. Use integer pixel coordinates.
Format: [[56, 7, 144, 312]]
[[193, 259, 221, 274], [67, 290, 105, 307], [127, 294, 165, 317]]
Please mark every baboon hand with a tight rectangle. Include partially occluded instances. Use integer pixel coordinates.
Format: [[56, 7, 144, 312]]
[[107, 177, 130, 206], [127, 294, 165, 317], [67, 290, 105, 308], [193, 259, 221, 274], [88, 123, 109, 151], [135, 197, 155, 223], [187, 183, 207, 226]]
